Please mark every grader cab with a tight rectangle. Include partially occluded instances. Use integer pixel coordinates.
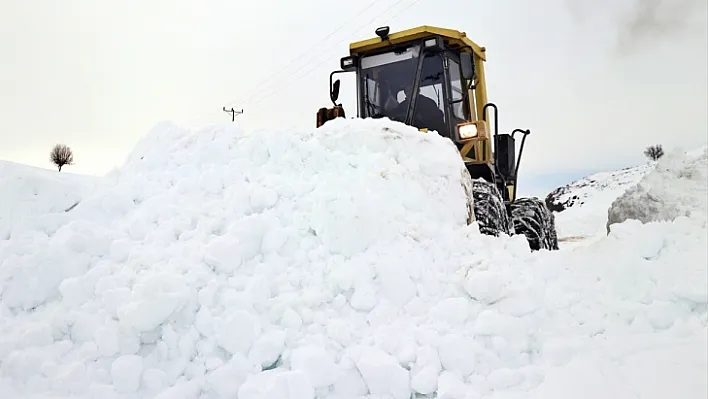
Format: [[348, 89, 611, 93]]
[[316, 25, 558, 251]]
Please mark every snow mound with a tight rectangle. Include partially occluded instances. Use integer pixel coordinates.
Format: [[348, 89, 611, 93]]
[[0, 118, 481, 398], [0, 161, 99, 240], [607, 146, 708, 232], [0, 120, 706, 399]]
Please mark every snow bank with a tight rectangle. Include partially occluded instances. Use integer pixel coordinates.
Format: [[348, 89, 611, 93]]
[[0, 161, 99, 240], [545, 163, 654, 239], [607, 146, 708, 232], [0, 120, 705, 399]]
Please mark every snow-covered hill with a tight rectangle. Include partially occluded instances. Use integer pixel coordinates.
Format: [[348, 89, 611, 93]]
[[544, 162, 655, 240], [0, 120, 706, 399], [545, 145, 708, 243], [545, 163, 655, 214]]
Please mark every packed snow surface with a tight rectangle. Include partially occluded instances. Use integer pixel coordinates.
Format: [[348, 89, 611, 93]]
[[0, 119, 706, 399]]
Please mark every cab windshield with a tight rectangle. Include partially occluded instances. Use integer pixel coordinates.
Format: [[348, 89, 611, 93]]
[[360, 44, 447, 134]]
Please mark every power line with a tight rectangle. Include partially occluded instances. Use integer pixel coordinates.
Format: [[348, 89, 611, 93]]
[[245, 0, 416, 107], [221, 0, 390, 109], [196, 0, 426, 126], [245, 0, 425, 108]]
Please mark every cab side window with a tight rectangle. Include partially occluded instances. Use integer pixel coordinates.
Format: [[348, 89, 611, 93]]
[[448, 59, 466, 120]]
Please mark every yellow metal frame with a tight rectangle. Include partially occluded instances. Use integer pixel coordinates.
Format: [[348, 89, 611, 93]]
[[349, 25, 486, 60], [349, 25, 492, 164]]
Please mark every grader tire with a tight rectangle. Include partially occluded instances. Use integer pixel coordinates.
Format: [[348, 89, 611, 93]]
[[471, 179, 513, 237], [510, 197, 559, 251]]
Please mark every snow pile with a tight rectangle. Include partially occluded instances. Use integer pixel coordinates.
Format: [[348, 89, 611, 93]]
[[0, 120, 706, 399], [544, 163, 654, 239], [0, 161, 99, 240], [607, 146, 708, 232], [0, 119, 480, 398]]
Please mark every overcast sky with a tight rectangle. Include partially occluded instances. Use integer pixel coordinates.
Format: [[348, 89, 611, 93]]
[[1, 0, 706, 191]]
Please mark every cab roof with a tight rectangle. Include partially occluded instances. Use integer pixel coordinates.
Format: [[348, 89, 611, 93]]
[[349, 25, 486, 61]]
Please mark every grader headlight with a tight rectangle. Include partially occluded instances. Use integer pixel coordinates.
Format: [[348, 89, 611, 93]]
[[457, 122, 478, 139]]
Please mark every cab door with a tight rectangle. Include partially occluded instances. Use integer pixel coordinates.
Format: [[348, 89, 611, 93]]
[[443, 52, 472, 138]]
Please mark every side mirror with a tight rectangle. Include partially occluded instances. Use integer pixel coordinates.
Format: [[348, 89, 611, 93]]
[[460, 52, 475, 80], [330, 79, 341, 104]]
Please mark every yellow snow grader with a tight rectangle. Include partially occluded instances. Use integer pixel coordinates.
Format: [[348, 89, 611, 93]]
[[316, 25, 558, 251]]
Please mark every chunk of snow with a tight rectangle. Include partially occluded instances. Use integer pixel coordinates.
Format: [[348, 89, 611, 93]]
[[410, 346, 442, 394], [214, 309, 261, 355], [354, 347, 410, 399], [237, 369, 314, 399], [289, 345, 339, 388], [205, 354, 254, 397], [110, 355, 143, 393]]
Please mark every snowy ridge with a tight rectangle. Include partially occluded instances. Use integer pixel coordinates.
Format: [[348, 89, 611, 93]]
[[545, 163, 655, 214], [0, 120, 706, 399], [0, 160, 99, 240]]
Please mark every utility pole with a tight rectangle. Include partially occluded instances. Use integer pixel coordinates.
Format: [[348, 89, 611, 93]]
[[222, 107, 243, 122]]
